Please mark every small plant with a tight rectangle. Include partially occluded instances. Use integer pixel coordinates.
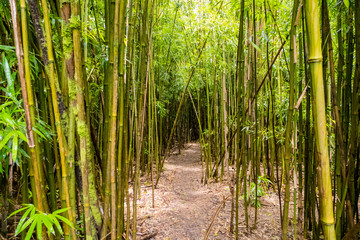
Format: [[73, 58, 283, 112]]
[[242, 175, 272, 208], [7, 204, 74, 240]]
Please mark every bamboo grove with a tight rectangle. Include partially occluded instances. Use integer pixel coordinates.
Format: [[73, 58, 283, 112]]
[[0, 0, 359, 239]]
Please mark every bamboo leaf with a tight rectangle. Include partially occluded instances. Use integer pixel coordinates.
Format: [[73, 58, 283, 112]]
[[36, 216, 42, 240], [0, 45, 16, 52], [18, 214, 35, 234], [35, 119, 54, 140], [55, 214, 74, 229], [6, 204, 30, 220], [249, 39, 261, 52], [48, 214, 64, 235], [3, 56, 15, 96], [0, 102, 12, 111], [25, 216, 37, 240], [0, 132, 13, 151], [12, 133, 18, 162], [343, 0, 349, 8], [19, 148, 30, 159], [32, 126, 46, 139], [52, 207, 69, 215], [2, 111, 16, 127], [39, 214, 55, 236], [29, 205, 36, 217], [16, 130, 28, 143], [15, 206, 32, 235]]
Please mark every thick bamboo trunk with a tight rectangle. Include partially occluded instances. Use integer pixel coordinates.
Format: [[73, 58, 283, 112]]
[[304, 0, 336, 238]]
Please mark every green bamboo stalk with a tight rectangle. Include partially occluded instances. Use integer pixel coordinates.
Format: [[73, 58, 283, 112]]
[[37, 74, 57, 213], [10, 1, 48, 238], [106, 0, 121, 237], [221, 43, 229, 180], [297, 23, 304, 229], [19, 0, 50, 214], [304, 0, 336, 238], [116, 0, 128, 235], [60, 3, 77, 237], [348, 0, 360, 227], [70, 0, 94, 238], [335, 4, 344, 238], [206, 74, 211, 183], [102, 0, 115, 229], [101, 0, 116, 234], [282, 0, 299, 238], [123, 1, 134, 237], [252, 0, 259, 228], [133, 0, 150, 236], [39, 0, 77, 237], [235, 0, 246, 236]]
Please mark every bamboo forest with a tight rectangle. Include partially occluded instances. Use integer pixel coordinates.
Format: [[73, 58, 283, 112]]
[[0, 0, 360, 238]]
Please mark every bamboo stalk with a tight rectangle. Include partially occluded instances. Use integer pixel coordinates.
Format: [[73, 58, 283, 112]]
[[304, 0, 336, 238], [10, 0, 48, 218], [39, 0, 77, 237], [70, 0, 94, 238], [282, 0, 299, 238]]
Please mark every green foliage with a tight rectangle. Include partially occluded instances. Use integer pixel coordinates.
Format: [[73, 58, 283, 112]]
[[156, 100, 167, 117], [0, 53, 28, 174], [242, 175, 272, 208], [7, 204, 74, 240], [0, 53, 54, 175]]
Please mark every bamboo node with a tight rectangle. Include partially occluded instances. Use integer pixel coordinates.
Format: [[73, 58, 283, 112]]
[[320, 220, 335, 226], [308, 57, 323, 63]]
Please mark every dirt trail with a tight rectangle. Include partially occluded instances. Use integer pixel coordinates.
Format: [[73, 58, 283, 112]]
[[136, 143, 293, 240]]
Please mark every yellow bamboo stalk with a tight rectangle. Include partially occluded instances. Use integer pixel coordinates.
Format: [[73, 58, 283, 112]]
[[304, 0, 336, 238], [39, 0, 77, 238], [10, 0, 49, 218]]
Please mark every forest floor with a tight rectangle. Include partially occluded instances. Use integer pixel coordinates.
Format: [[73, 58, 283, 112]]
[[135, 142, 300, 240]]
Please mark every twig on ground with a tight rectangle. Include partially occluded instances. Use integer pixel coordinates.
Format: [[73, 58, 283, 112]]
[[139, 230, 158, 240], [204, 194, 231, 240]]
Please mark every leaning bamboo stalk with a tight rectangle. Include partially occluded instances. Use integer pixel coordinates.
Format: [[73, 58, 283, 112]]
[[304, 0, 336, 238], [19, 0, 51, 213], [10, 0, 48, 219]]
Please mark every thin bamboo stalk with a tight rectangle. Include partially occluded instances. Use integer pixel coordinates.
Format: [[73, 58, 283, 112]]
[[10, 0, 48, 217]]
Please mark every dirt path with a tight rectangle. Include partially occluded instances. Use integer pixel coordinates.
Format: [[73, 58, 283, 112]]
[[136, 143, 295, 240]]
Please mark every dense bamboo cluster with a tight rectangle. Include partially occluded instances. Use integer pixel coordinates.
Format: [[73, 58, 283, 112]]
[[0, 0, 359, 239], [2, 0, 159, 238]]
